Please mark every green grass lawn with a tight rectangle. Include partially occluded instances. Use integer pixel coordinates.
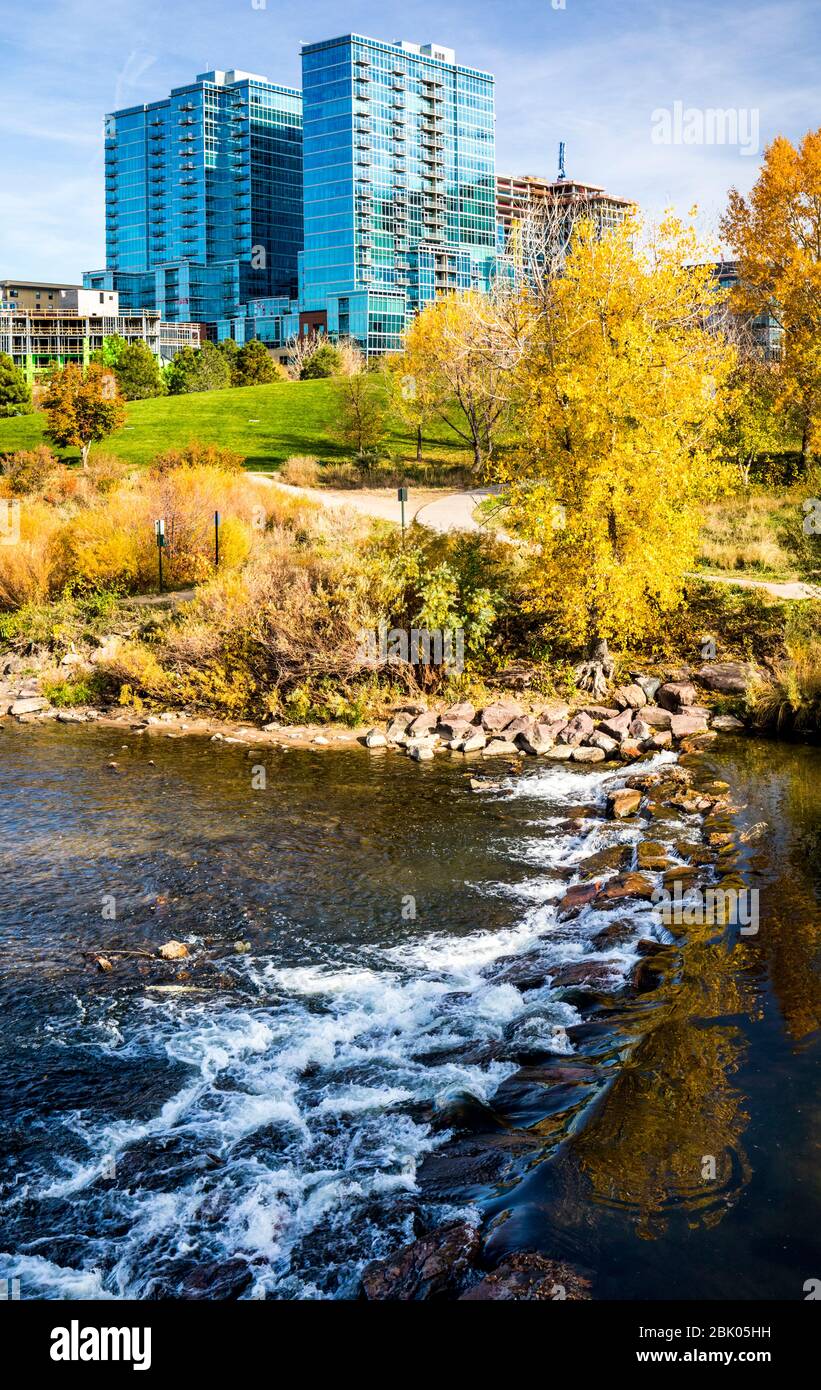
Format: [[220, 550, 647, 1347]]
[[0, 377, 470, 472]]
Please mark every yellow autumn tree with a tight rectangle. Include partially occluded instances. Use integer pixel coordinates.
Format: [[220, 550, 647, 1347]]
[[401, 289, 533, 471], [722, 129, 821, 470], [493, 213, 735, 692]]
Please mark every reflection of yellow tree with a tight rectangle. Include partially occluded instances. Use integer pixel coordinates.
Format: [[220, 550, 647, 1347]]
[[568, 926, 755, 1238]]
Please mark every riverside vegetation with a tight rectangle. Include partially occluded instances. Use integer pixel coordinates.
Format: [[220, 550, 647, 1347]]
[[1, 133, 820, 740]]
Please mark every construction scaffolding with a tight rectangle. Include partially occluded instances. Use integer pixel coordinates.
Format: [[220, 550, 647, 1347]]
[[0, 309, 202, 381]]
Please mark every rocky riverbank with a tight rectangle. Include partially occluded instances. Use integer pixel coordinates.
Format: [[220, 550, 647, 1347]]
[[362, 664, 751, 765], [0, 655, 753, 760]]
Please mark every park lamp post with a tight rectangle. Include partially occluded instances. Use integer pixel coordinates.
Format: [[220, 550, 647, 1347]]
[[398, 486, 408, 538]]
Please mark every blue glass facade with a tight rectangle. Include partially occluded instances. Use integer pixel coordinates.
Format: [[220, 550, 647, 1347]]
[[297, 36, 497, 354], [84, 70, 303, 327]]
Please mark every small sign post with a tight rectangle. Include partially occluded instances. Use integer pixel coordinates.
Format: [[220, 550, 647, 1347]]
[[398, 486, 408, 537], [214, 511, 221, 568], [155, 518, 165, 593]]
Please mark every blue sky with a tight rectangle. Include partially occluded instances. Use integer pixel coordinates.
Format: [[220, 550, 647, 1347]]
[[0, 0, 817, 281]]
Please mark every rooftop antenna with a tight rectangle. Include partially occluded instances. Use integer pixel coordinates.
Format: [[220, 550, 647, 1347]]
[[557, 140, 567, 181]]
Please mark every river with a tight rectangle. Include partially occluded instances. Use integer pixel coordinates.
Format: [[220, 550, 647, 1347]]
[[0, 722, 818, 1299]]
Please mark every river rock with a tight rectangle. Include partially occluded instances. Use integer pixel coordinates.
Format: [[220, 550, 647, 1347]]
[[460, 730, 487, 753], [549, 959, 620, 992], [578, 844, 632, 875], [386, 722, 411, 745], [543, 744, 574, 761], [670, 711, 710, 738], [364, 730, 387, 748], [578, 705, 619, 721], [437, 718, 474, 742], [629, 717, 652, 741], [558, 712, 595, 746], [651, 732, 673, 749], [407, 710, 439, 737], [460, 1253, 591, 1302], [571, 746, 606, 763], [442, 700, 476, 723], [599, 709, 634, 742], [360, 1221, 482, 1300], [538, 701, 571, 723], [158, 941, 189, 960], [518, 723, 555, 755], [696, 662, 756, 695], [595, 871, 655, 904], [503, 715, 535, 740], [591, 918, 636, 948], [588, 731, 619, 756], [637, 840, 670, 871], [613, 683, 647, 710], [10, 697, 48, 716], [480, 701, 524, 732], [483, 739, 520, 757], [633, 675, 661, 702], [409, 744, 435, 761], [712, 714, 745, 732], [606, 787, 643, 819], [657, 681, 698, 712], [640, 706, 673, 730], [556, 882, 601, 919]]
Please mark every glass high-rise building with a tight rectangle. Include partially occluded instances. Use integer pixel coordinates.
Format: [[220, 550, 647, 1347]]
[[297, 35, 497, 355], [84, 70, 303, 333]]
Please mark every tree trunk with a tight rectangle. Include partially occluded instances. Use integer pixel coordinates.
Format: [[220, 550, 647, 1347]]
[[416, 425, 423, 463], [801, 420, 811, 475], [574, 638, 615, 698], [81, 443, 91, 470]]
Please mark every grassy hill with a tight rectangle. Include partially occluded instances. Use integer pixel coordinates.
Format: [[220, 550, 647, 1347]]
[[0, 377, 469, 472]]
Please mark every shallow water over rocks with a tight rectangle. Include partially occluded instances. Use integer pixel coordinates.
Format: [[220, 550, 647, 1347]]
[[0, 724, 818, 1299]]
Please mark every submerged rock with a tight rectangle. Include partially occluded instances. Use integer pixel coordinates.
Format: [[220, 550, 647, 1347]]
[[360, 1221, 481, 1300], [459, 1254, 591, 1301], [606, 787, 642, 819], [158, 941, 189, 960]]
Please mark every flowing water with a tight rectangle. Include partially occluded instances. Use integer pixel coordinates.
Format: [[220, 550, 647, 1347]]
[[0, 722, 818, 1299]]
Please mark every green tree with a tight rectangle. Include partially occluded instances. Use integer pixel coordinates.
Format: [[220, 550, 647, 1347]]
[[218, 337, 241, 384], [43, 363, 127, 468], [338, 373, 387, 462], [166, 342, 231, 394], [0, 352, 33, 418], [93, 334, 129, 369], [114, 341, 165, 400], [300, 342, 342, 379], [236, 338, 279, 385]]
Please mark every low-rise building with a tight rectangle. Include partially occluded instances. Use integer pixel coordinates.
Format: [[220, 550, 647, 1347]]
[[0, 281, 202, 381]]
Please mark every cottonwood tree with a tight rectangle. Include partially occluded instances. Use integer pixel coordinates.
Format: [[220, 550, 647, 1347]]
[[401, 289, 533, 471], [493, 213, 735, 694], [43, 362, 126, 469], [722, 128, 821, 471]]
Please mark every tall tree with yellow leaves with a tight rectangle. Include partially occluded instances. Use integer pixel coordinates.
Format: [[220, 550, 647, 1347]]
[[722, 129, 821, 470], [494, 214, 734, 693]]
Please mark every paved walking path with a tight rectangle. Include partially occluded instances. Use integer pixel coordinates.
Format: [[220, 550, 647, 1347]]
[[252, 477, 820, 601]]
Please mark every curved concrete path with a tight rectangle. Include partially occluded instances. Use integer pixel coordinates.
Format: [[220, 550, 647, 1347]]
[[252, 477, 819, 600]]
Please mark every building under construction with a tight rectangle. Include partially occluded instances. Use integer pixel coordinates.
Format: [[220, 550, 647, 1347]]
[[0, 280, 202, 382], [496, 144, 633, 261]]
